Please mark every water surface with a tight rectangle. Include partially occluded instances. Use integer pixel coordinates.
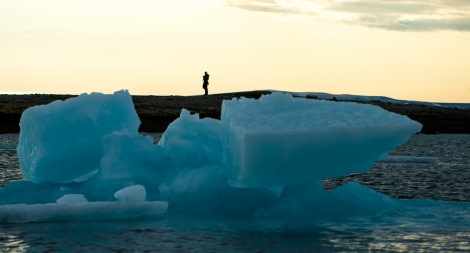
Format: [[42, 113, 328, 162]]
[[1, 134, 469, 252]]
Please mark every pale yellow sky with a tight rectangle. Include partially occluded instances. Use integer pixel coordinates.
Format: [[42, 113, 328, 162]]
[[1, 0, 469, 102]]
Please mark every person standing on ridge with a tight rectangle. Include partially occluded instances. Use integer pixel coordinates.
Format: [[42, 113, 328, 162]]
[[202, 71, 209, 95]]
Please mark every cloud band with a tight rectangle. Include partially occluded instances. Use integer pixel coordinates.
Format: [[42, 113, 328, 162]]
[[227, 0, 470, 32]]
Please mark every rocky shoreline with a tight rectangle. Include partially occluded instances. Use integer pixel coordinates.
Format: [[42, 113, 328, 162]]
[[1, 90, 469, 134]]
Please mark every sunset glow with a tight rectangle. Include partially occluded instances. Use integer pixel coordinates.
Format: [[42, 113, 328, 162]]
[[1, 0, 469, 102]]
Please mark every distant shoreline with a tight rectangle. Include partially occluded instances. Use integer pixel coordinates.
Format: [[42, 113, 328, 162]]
[[1, 90, 469, 134]]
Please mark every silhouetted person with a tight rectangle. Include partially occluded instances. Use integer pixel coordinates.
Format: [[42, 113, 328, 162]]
[[202, 71, 209, 95]]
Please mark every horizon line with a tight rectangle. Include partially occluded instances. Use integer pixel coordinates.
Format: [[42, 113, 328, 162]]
[[1, 90, 469, 105]]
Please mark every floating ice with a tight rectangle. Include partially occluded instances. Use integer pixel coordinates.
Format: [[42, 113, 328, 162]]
[[222, 92, 422, 187], [114, 185, 146, 202], [0, 90, 432, 223], [0, 201, 168, 223]]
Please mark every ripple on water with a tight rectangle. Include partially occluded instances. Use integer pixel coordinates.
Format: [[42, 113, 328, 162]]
[[324, 134, 470, 202], [0, 134, 470, 252]]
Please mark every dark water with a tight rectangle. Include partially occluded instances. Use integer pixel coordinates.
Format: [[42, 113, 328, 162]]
[[0, 134, 21, 189], [324, 134, 470, 202], [1, 134, 470, 252]]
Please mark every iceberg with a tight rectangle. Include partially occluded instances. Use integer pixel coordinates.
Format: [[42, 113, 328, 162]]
[[0, 90, 427, 223]]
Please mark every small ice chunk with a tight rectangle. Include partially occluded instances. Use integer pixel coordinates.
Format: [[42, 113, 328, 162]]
[[56, 194, 88, 204], [114, 185, 146, 202]]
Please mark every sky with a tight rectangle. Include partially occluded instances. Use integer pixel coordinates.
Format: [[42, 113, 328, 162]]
[[1, 0, 469, 102]]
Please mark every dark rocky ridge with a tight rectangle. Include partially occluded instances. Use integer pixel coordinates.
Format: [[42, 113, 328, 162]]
[[1, 91, 469, 134]]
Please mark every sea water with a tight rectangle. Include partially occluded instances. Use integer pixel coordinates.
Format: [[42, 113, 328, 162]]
[[1, 133, 470, 252]]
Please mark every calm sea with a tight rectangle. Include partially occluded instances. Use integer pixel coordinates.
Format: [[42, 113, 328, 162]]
[[1, 133, 469, 252]]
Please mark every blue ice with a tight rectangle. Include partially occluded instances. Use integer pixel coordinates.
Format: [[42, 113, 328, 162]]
[[1, 90, 463, 223]]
